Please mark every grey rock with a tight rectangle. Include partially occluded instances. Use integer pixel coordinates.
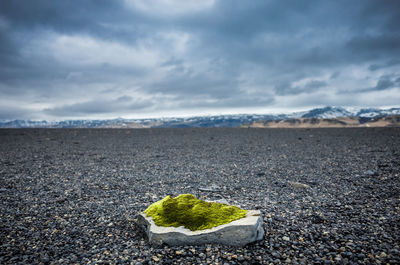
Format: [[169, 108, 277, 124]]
[[198, 184, 221, 192], [137, 210, 264, 246], [357, 253, 365, 259], [365, 170, 375, 176], [214, 198, 229, 205], [288, 181, 311, 189]]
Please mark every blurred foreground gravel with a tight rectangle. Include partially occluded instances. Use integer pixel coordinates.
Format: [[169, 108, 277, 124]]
[[1, 128, 399, 264]]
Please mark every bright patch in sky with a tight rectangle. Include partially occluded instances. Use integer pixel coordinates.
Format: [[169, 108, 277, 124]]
[[125, 0, 215, 15]]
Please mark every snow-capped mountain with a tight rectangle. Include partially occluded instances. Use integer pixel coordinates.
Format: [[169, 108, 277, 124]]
[[300, 106, 354, 118], [355, 107, 400, 118], [1, 106, 399, 128]]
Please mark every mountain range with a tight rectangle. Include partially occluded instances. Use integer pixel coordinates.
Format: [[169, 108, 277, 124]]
[[1, 106, 400, 128], [243, 115, 400, 128]]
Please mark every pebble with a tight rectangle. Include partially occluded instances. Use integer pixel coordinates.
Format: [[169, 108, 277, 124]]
[[357, 253, 365, 259], [365, 170, 375, 175]]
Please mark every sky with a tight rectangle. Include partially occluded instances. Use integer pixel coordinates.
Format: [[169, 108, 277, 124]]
[[1, 0, 400, 120]]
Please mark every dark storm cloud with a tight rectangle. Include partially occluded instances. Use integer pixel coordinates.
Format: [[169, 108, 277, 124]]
[[0, 0, 399, 119], [368, 76, 400, 92], [369, 59, 400, 71], [347, 34, 400, 61], [375, 78, 394, 91], [0, 0, 134, 35], [347, 75, 400, 94]]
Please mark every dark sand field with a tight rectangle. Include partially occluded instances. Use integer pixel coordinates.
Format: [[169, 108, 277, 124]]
[[1, 128, 399, 264]]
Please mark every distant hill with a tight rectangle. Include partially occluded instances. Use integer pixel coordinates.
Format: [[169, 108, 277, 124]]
[[1, 106, 400, 128], [243, 115, 400, 128]]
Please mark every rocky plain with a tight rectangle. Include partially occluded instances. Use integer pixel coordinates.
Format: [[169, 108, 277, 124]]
[[0, 128, 399, 264]]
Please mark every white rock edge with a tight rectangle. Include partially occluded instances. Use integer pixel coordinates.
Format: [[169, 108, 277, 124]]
[[137, 210, 264, 246]]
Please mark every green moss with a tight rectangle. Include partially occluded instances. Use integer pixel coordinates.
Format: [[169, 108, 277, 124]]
[[144, 194, 248, 231]]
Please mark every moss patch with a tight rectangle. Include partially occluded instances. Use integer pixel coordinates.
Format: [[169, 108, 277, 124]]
[[144, 194, 248, 231]]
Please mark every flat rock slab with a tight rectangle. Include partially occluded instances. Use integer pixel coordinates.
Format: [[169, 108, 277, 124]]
[[137, 210, 264, 246]]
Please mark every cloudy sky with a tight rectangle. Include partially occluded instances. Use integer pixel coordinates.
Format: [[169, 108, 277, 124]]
[[1, 0, 400, 120]]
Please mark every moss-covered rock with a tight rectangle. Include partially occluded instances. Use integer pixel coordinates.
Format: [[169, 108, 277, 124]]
[[144, 194, 248, 231]]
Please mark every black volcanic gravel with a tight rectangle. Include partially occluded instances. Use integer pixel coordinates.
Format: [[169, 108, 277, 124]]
[[1, 128, 400, 264]]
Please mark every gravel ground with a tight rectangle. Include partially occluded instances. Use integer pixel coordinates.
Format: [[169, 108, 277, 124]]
[[1, 128, 399, 264]]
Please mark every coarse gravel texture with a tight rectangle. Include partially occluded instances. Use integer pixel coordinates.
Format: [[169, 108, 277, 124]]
[[1, 128, 399, 265]]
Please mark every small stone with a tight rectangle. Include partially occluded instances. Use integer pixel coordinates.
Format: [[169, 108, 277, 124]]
[[41, 256, 50, 263], [288, 181, 310, 189], [282, 236, 290, 242], [152, 256, 160, 262], [215, 198, 229, 204], [390, 248, 399, 255], [199, 184, 221, 192], [378, 252, 387, 259], [365, 170, 375, 176]]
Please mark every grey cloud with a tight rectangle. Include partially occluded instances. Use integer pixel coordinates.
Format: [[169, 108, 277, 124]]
[[330, 72, 340, 79], [304, 80, 327, 90], [347, 34, 400, 59], [0, 1, 134, 35], [44, 96, 150, 117], [175, 94, 275, 109], [359, 0, 400, 31], [0, 104, 33, 120], [149, 72, 239, 98], [275, 80, 327, 96], [355, 75, 400, 93], [369, 59, 400, 71], [375, 78, 395, 91]]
